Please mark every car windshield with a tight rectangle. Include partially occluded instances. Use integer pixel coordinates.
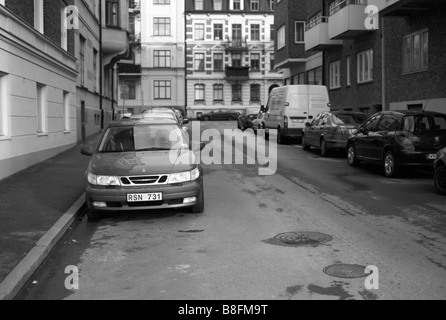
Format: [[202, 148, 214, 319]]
[[403, 115, 446, 132], [332, 114, 368, 125], [98, 124, 188, 153]]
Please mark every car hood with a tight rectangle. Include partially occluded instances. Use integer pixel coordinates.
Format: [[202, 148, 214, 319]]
[[88, 150, 197, 176]]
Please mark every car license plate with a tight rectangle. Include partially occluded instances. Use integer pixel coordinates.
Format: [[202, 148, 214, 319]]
[[427, 154, 437, 160], [127, 193, 163, 202]]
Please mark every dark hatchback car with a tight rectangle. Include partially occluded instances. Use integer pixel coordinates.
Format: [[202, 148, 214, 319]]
[[347, 111, 446, 177], [434, 148, 446, 195], [198, 109, 240, 121], [302, 111, 368, 156], [237, 107, 261, 131], [81, 118, 204, 219]]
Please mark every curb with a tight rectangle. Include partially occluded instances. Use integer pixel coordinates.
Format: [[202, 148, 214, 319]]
[[0, 193, 86, 300]]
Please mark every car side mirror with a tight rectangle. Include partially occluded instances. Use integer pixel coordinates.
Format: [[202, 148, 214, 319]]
[[81, 144, 94, 157]]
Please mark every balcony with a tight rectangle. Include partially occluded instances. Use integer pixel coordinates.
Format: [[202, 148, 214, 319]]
[[118, 64, 141, 74], [375, 0, 442, 17], [225, 66, 250, 82], [329, 0, 374, 39], [102, 26, 128, 55], [305, 17, 343, 51], [225, 37, 249, 52]]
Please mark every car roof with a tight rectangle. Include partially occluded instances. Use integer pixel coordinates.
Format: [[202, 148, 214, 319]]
[[106, 118, 178, 128], [379, 110, 445, 116], [331, 111, 367, 116]]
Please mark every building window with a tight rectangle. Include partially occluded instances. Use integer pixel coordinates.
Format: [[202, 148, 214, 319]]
[[270, 54, 275, 71], [403, 30, 428, 74], [346, 56, 351, 87], [270, 24, 275, 41], [79, 36, 86, 87], [277, 25, 285, 50], [93, 49, 98, 92], [298, 73, 305, 84], [195, 0, 204, 10], [250, 84, 260, 102], [36, 84, 46, 134], [214, 24, 223, 40], [154, 0, 170, 4], [251, 53, 260, 71], [195, 84, 205, 101], [154, 18, 171, 36], [214, 0, 223, 10], [195, 23, 205, 40], [213, 53, 224, 71], [251, 24, 260, 41], [308, 67, 322, 85], [251, 0, 259, 11], [123, 80, 136, 100], [195, 53, 205, 71], [232, 84, 242, 102], [295, 21, 305, 43], [233, 0, 241, 10], [357, 49, 373, 83], [105, 0, 119, 27], [213, 84, 224, 101], [154, 50, 171, 68], [0, 73, 7, 137], [232, 24, 242, 40], [154, 80, 171, 100], [329, 61, 341, 89], [231, 53, 242, 67], [63, 91, 70, 132]]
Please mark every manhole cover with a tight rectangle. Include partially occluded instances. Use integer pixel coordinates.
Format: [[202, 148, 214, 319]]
[[323, 264, 369, 279], [265, 232, 333, 247]]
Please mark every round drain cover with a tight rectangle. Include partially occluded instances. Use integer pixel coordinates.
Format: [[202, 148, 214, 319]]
[[274, 232, 332, 246], [323, 264, 369, 279]]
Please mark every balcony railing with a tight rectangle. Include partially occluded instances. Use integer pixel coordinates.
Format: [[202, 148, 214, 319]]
[[225, 66, 250, 81], [305, 16, 343, 51], [226, 37, 249, 51], [328, 0, 372, 39], [329, 0, 367, 16]]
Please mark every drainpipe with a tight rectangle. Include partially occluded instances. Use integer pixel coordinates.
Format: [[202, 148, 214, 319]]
[[99, 0, 104, 127], [381, 17, 386, 111]]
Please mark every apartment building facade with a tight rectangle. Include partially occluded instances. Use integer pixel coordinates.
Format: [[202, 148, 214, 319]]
[[273, 0, 324, 87], [118, 0, 186, 115], [0, 0, 129, 180], [185, 0, 283, 118], [303, 0, 445, 116]]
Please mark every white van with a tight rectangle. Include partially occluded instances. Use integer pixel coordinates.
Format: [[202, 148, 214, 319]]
[[263, 85, 330, 144]]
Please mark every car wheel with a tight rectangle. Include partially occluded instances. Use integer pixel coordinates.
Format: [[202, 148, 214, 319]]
[[203, 116, 210, 121], [86, 205, 101, 221], [434, 165, 446, 195], [347, 144, 359, 167], [302, 135, 310, 151], [384, 150, 399, 178], [190, 187, 204, 214], [320, 138, 329, 157]]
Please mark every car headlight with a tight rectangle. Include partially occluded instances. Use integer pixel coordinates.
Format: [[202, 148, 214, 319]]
[[168, 167, 200, 184], [88, 173, 121, 186]]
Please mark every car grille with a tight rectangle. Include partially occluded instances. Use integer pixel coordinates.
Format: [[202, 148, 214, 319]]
[[120, 175, 169, 186]]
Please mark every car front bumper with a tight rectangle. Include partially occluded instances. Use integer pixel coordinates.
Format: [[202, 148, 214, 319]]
[[86, 178, 203, 211]]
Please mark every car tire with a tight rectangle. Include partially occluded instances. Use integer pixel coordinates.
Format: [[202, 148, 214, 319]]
[[86, 205, 101, 221], [203, 116, 210, 121], [320, 138, 329, 157], [384, 150, 399, 178], [434, 165, 446, 195], [347, 144, 359, 167], [190, 187, 205, 214], [302, 135, 310, 151]]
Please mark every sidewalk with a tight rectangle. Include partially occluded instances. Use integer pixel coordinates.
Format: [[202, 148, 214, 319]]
[[0, 134, 100, 299]]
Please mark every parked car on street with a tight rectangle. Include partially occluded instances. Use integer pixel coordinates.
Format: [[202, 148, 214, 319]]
[[237, 107, 261, 131], [434, 147, 446, 195], [347, 110, 446, 178], [302, 111, 368, 156], [198, 109, 240, 121], [252, 111, 266, 134], [80, 117, 205, 219], [143, 107, 186, 125]]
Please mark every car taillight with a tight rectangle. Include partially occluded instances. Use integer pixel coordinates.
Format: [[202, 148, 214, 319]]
[[396, 135, 415, 151], [284, 116, 289, 129], [335, 126, 349, 135]]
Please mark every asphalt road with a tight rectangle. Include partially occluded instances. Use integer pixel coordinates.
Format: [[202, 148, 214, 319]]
[[16, 121, 446, 300]]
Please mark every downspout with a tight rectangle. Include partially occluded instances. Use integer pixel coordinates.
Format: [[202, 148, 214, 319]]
[[381, 17, 386, 111], [99, 0, 104, 126], [184, 11, 188, 116]]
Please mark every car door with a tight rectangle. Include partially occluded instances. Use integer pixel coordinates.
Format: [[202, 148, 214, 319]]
[[355, 114, 381, 159], [317, 113, 332, 145], [264, 95, 276, 129], [306, 113, 322, 146], [369, 114, 399, 160]]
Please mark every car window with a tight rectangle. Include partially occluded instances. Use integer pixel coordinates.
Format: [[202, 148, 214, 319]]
[[98, 124, 188, 153], [363, 114, 381, 132], [312, 113, 323, 126], [333, 114, 368, 125], [376, 114, 399, 131], [404, 115, 446, 132], [319, 113, 330, 125]]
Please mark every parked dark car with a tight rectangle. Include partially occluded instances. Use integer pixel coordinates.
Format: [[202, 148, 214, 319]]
[[142, 107, 187, 125], [434, 147, 446, 195], [347, 111, 446, 177], [80, 117, 204, 219], [198, 109, 240, 121], [302, 111, 368, 156], [237, 107, 261, 131]]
